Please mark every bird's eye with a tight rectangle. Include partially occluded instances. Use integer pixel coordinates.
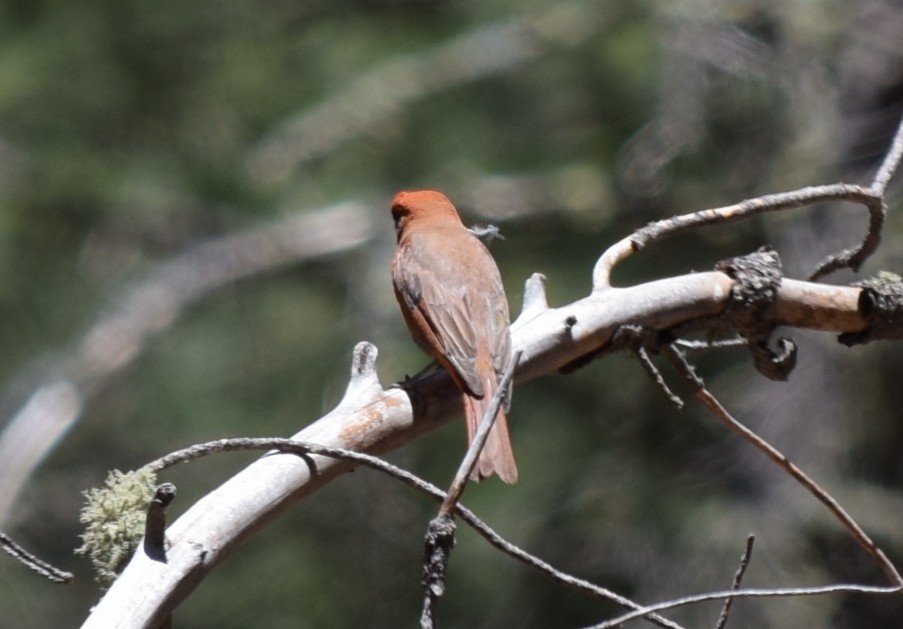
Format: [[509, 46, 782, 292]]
[[392, 206, 409, 230]]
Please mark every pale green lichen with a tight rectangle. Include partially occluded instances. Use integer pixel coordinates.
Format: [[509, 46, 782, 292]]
[[75, 468, 157, 587], [858, 270, 903, 289]]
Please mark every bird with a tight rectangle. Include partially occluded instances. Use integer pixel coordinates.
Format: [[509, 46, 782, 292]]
[[390, 189, 517, 483]]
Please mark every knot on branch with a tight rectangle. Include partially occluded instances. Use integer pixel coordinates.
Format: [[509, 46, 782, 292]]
[[839, 273, 903, 346], [421, 514, 456, 598], [715, 246, 797, 381]]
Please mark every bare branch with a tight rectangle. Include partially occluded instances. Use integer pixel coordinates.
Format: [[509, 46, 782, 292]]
[[0, 530, 72, 584], [56, 248, 900, 627], [675, 337, 747, 351], [56, 110, 903, 625], [714, 535, 755, 629], [595, 111, 903, 291]]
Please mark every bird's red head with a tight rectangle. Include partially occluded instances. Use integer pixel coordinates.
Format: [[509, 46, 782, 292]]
[[391, 190, 461, 234]]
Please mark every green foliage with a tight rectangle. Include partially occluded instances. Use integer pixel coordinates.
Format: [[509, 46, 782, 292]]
[[75, 468, 158, 587]]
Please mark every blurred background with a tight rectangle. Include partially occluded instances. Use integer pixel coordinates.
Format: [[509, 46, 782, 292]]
[[0, 0, 902, 626]]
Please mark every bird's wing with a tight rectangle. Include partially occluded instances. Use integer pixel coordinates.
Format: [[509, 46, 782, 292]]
[[392, 232, 515, 397]]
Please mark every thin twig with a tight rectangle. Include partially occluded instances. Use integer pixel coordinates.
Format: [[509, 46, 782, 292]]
[[422, 351, 521, 628], [592, 183, 880, 290], [807, 197, 884, 281], [0, 530, 72, 584], [663, 346, 903, 587], [714, 534, 755, 629], [583, 582, 903, 629], [635, 344, 684, 411], [675, 338, 748, 352], [871, 113, 903, 196], [611, 326, 684, 409], [141, 437, 686, 629], [439, 350, 522, 516]]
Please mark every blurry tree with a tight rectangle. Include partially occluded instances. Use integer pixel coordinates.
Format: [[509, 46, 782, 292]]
[[0, 0, 902, 627]]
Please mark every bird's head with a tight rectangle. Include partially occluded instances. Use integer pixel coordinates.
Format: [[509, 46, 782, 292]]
[[391, 190, 462, 235]]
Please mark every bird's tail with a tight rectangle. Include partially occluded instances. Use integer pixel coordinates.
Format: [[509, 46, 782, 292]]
[[464, 386, 518, 484]]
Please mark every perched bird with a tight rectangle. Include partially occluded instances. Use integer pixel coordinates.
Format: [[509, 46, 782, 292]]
[[391, 190, 517, 483]]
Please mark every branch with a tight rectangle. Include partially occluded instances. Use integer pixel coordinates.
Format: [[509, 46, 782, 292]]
[[714, 535, 755, 629], [0, 530, 72, 584], [583, 582, 903, 629], [439, 350, 521, 516]]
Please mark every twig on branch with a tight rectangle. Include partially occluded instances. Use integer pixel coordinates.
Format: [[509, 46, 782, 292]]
[[662, 345, 903, 587], [0, 530, 73, 584], [714, 534, 755, 629], [807, 196, 885, 281]]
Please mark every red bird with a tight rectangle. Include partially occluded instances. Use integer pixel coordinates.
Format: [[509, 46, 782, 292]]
[[391, 190, 518, 483]]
